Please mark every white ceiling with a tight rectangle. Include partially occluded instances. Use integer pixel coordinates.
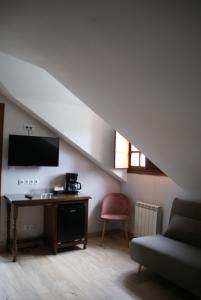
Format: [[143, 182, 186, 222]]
[[0, 0, 201, 193]]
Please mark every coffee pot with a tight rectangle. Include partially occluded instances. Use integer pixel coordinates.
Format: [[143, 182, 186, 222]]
[[65, 173, 82, 194]]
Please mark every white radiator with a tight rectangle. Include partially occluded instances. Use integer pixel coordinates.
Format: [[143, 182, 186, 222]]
[[134, 201, 162, 237]]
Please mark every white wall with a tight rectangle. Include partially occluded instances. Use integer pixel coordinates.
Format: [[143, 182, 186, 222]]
[[0, 52, 127, 182], [1, 100, 198, 245], [1, 1, 201, 193], [121, 174, 193, 234], [0, 97, 120, 244], [1, 1, 201, 244]]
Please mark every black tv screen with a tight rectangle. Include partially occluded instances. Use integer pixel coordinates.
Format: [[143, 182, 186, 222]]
[[8, 135, 59, 166]]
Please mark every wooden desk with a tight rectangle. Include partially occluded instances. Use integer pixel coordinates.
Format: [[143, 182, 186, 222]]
[[4, 193, 91, 262]]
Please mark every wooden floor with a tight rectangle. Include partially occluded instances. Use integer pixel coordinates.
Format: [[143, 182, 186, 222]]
[[0, 235, 196, 300]]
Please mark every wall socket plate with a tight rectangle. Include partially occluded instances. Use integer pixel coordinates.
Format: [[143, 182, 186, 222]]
[[18, 179, 39, 185], [23, 224, 36, 231], [23, 124, 35, 131]]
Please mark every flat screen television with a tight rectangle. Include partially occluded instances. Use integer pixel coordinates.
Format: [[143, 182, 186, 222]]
[[8, 135, 59, 166]]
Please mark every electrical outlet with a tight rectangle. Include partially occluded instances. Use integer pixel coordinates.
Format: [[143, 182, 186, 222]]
[[29, 224, 36, 231], [23, 124, 35, 131], [19, 178, 39, 185], [29, 224, 35, 231], [23, 224, 36, 231], [23, 225, 29, 231], [18, 179, 24, 185]]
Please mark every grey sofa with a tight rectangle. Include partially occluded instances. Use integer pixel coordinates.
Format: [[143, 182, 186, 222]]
[[129, 198, 201, 297]]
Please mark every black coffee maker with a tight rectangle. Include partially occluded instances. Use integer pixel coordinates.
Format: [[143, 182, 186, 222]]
[[65, 173, 82, 194]]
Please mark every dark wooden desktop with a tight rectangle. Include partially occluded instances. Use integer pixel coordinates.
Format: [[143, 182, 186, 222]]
[[4, 193, 91, 262]]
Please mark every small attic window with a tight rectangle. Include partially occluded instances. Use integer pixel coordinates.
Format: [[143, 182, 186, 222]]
[[115, 132, 166, 176], [129, 144, 146, 167]]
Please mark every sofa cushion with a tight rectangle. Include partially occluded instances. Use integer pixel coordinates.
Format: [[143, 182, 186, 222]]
[[130, 235, 201, 296], [170, 198, 201, 222], [164, 214, 201, 247]]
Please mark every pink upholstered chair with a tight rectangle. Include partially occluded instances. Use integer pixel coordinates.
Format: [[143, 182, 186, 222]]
[[100, 193, 130, 244]]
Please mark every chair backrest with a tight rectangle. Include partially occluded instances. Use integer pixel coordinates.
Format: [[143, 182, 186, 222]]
[[101, 193, 130, 216], [170, 198, 201, 222]]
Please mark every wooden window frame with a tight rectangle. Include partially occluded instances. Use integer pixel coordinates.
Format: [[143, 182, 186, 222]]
[[127, 143, 166, 176]]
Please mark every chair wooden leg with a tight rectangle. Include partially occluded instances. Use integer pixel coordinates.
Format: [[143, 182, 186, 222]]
[[101, 220, 106, 245], [124, 220, 129, 244], [138, 264, 142, 273]]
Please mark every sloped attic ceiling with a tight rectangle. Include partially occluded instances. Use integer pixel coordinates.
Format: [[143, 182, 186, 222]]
[[0, 52, 126, 182], [0, 0, 201, 193]]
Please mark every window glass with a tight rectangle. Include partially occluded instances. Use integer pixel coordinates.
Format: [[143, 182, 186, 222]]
[[131, 153, 140, 166], [115, 132, 129, 168], [140, 154, 146, 167]]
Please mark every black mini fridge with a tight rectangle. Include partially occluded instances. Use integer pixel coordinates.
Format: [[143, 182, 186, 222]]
[[58, 203, 85, 242]]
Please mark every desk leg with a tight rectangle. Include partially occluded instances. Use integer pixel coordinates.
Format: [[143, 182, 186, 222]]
[[6, 202, 11, 252], [83, 201, 88, 250], [53, 244, 58, 254], [12, 206, 18, 262], [83, 241, 87, 249]]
